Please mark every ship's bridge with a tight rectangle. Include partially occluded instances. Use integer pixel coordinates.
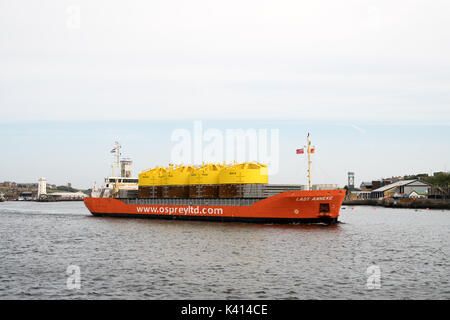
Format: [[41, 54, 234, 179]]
[[105, 177, 139, 189]]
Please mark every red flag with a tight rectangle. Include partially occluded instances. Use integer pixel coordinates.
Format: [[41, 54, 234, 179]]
[[296, 148, 304, 154], [310, 147, 315, 153]]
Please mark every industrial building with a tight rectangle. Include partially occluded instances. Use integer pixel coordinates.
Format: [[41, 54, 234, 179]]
[[312, 184, 339, 190], [370, 179, 431, 199], [360, 181, 373, 190], [346, 190, 371, 200]]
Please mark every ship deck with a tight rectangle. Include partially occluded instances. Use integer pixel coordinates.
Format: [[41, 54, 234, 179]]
[[123, 197, 265, 206]]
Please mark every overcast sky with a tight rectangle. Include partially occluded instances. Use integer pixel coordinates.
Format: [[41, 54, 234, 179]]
[[1, 0, 449, 122], [1, 1, 449, 187]]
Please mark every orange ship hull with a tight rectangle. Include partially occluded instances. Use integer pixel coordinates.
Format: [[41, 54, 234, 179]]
[[84, 189, 345, 224]]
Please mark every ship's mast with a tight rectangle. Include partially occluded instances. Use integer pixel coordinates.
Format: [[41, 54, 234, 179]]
[[306, 133, 312, 191], [112, 141, 121, 177]]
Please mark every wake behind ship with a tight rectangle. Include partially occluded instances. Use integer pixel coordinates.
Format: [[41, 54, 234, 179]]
[[84, 137, 345, 224]]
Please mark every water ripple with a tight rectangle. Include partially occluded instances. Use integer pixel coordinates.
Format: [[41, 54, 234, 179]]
[[0, 202, 449, 299]]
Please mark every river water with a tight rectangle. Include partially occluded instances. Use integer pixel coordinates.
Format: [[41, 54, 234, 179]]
[[0, 201, 448, 300]]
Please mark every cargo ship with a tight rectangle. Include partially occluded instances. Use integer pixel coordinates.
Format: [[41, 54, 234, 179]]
[[84, 136, 345, 224]]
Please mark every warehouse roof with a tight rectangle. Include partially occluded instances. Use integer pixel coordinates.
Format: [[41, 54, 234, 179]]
[[372, 179, 430, 193]]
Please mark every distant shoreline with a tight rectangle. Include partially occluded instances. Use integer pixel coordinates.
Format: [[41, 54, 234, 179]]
[[343, 198, 450, 210]]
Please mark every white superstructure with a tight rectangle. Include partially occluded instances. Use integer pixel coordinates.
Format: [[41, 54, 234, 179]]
[[96, 142, 138, 198]]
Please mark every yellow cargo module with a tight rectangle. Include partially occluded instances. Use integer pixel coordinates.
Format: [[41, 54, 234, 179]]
[[218, 162, 268, 184], [140, 162, 269, 186], [189, 164, 222, 185], [138, 166, 166, 186], [165, 164, 195, 185]]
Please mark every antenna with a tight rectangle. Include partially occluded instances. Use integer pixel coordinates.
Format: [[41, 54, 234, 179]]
[[306, 134, 312, 191], [302, 133, 316, 191]]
